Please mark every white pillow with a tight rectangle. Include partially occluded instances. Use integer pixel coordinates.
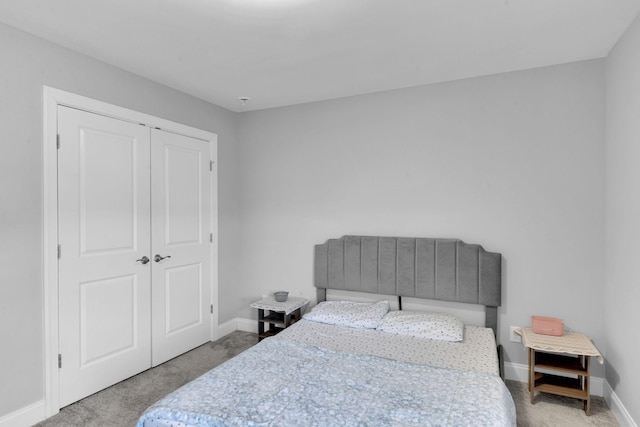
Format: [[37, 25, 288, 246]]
[[376, 310, 464, 342], [303, 300, 389, 329]]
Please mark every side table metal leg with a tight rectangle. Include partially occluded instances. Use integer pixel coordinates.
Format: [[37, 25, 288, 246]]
[[258, 309, 265, 340]]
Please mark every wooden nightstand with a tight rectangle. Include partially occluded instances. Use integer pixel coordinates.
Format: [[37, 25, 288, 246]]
[[529, 348, 591, 414], [518, 327, 603, 416], [250, 296, 309, 341]]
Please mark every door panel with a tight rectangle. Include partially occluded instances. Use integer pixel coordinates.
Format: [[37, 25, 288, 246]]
[[79, 128, 138, 254], [164, 146, 202, 245], [58, 106, 152, 407], [80, 274, 138, 364], [165, 263, 202, 334], [151, 129, 211, 366]]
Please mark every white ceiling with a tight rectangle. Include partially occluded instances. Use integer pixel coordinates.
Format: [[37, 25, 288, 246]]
[[1, 0, 639, 112]]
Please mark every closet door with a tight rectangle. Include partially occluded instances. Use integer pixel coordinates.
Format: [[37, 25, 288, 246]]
[[150, 129, 211, 366], [57, 106, 152, 407]]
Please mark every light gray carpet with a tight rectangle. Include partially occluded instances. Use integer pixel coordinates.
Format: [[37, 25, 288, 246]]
[[35, 331, 619, 427]]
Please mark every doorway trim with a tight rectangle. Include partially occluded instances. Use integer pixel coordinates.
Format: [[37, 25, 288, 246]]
[[42, 86, 219, 416]]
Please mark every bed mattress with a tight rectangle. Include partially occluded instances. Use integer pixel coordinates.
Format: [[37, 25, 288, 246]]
[[277, 319, 499, 375], [137, 336, 514, 427], [137, 320, 515, 427]]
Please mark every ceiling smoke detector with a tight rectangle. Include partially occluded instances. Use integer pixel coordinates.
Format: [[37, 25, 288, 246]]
[[238, 97, 251, 106]]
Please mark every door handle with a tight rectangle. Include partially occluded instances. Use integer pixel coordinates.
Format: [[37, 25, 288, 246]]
[[154, 254, 172, 263], [136, 256, 150, 265]]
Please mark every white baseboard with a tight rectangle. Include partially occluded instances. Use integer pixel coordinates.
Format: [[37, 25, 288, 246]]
[[216, 318, 238, 338], [236, 317, 257, 333], [604, 382, 638, 427], [0, 399, 48, 427], [217, 317, 256, 338]]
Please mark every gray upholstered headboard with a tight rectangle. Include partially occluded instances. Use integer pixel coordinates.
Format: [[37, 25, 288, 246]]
[[314, 236, 502, 335]]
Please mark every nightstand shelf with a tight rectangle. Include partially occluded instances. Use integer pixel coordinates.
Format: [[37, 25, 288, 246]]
[[533, 372, 587, 400], [534, 351, 587, 373], [257, 327, 283, 340], [250, 296, 309, 341], [529, 349, 590, 413], [259, 311, 287, 327]]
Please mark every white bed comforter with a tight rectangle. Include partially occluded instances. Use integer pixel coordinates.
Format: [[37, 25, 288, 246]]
[[136, 336, 516, 427]]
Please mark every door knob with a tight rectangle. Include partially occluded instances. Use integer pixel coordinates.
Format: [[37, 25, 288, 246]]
[[154, 254, 172, 262], [136, 256, 150, 264]]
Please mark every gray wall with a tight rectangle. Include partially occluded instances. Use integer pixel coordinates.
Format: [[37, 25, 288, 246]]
[[605, 12, 640, 424], [238, 60, 606, 375], [0, 22, 240, 417]]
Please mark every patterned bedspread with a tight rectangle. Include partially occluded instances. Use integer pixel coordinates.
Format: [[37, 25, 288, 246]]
[[136, 337, 516, 427]]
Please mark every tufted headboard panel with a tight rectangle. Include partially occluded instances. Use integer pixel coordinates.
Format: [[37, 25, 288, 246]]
[[314, 236, 502, 333]]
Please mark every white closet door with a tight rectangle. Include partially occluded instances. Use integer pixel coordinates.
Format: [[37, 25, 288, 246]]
[[57, 106, 152, 407], [150, 129, 211, 366]]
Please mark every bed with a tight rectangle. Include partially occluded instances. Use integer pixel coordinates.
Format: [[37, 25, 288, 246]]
[[136, 236, 516, 427]]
